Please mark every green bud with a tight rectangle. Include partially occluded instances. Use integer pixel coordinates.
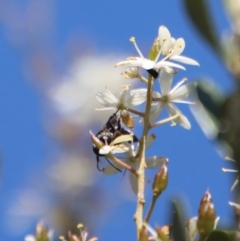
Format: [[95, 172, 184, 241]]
[[152, 165, 168, 197], [148, 38, 161, 61]]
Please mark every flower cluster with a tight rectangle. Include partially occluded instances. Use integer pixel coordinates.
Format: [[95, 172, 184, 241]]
[[91, 25, 199, 194], [89, 24, 206, 240]]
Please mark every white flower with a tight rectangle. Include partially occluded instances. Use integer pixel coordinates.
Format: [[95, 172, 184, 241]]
[[103, 134, 168, 194], [95, 85, 147, 113], [115, 25, 199, 74], [147, 70, 196, 129], [158, 26, 199, 66]]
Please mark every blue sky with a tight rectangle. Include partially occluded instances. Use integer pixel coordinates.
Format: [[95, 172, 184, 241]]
[[0, 1, 236, 240]]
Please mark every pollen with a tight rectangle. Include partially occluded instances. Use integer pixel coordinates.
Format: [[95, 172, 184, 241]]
[[129, 37, 135, 43]]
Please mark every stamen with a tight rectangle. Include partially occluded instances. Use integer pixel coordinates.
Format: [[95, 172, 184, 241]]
[[129, 37, 144, 59], [169, 78, 187, 94], [154, 45, 162, 63]]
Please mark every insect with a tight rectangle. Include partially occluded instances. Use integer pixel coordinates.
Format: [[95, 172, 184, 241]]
[[93, 111, 139, 172]]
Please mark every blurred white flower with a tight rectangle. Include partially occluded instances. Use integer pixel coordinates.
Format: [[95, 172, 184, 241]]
[[47, 154, 95, 191], [103, 134, 168, 194], [48, 54, 128, 126], [115, 25, 199, 73], [95, 85, 147, 114], [141, 70, 196, 129]]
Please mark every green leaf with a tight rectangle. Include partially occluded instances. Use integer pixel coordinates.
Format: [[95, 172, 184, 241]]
[[171, 200, 187, 241], [183, 0, 221, 55], [206, 230, 235, 241]]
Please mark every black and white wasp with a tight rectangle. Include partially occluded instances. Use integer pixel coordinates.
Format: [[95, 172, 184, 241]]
[[93, 111, 139, 172]]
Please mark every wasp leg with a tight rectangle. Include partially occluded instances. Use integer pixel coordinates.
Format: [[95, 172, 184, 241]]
[[105, 157, 122, 173], [96, 156, 104, 172]]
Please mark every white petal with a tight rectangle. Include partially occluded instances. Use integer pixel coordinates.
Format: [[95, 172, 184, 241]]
[[111, 134, 133, 145], [170, 38, 185, 56], [145, 223, 160, 241], [141, 59, 156, 70], [149, 103, 164, 123], [231, 177, 239, 191], [95, 90, 118, 107], [128, 88, 147, 106], [170, 82, 195, 101], [155, 60, 186, 71], [190, 100, 218, 139], [25, 235, 36, 241], [115, 58, 145, 67], [129, 172, 138, 195], [96, 107, 117, 111], [229, 201, 240, 210], [172, 100, 195, 104], [170, 55, 200, 66], [99, 145, 112, 155], [146, 156, 168, 169], [159, 26, 172, 57], [214, 217, 220, 229], [186, 217, 198, 241], [159, 71, 173, 96], [111, 144, 129, 154], [118, 85, 129, 103], [166, 103, 191, 129], [169, 78, 187, 95], [130, 88, 147, 95], [152, 91, 161, 100], [146, 134, 156, 149]]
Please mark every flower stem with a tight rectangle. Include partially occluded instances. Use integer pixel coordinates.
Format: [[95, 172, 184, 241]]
[[144, 195, 158, 223], [135, 74, 154, 239], [127, 108, 145, 117]]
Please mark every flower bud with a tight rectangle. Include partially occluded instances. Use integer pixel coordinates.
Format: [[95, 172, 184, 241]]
[[35, 221, 48, 240], [121, 67, 139, 79], [139, 226, 148, 241], [197, 190, 219, 238], [121, 111, 134, 128], [156, 226, 170, 241], [152, 164, 168, 197], [148, 37, 160, 61]]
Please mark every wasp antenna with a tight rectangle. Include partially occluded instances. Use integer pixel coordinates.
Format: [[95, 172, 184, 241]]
[[114, 109, 120, 115], [96, 156, 104, 172], [105, 157, 122, 173]]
